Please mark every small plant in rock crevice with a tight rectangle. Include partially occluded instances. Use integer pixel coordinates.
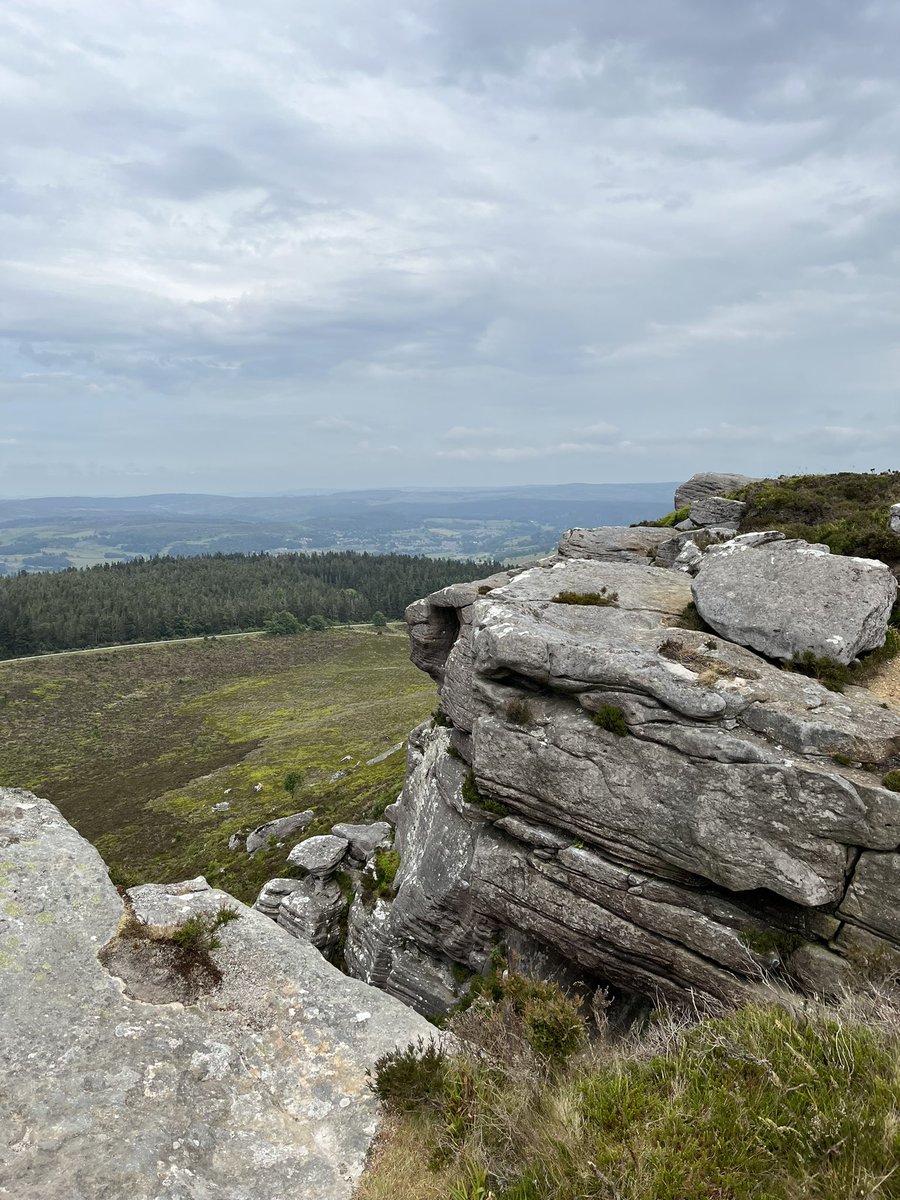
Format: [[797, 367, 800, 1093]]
[[461, 770, 508, 816], [591, 704, 629, 737], [360, 848, 402, 903], [432, 708, 453, 729], [505, 697, 533, 726], [551, 588, 619, 607], [882, 769, 900, 793], [169, 904, 242, 955]]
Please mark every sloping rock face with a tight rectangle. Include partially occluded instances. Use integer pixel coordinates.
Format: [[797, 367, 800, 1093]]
[[345, 552, 900, 1013], [674, 471, 758, 509], [557, 525, 672, 562], [0, 788, 432, 1200], [693, 539, 897, 665]]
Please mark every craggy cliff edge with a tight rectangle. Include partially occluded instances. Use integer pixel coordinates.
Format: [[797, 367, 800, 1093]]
[[336, 495, 900, 1015], [0, 788, 432, 1200]]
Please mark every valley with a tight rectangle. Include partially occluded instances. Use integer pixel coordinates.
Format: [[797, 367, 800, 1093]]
[[0, 625, 436, 903]]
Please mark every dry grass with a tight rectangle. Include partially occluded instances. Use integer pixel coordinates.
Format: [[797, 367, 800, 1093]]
[[358, 982, 900, 1200]]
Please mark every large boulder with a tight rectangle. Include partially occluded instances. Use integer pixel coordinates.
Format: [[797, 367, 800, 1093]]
[[287, 833, 349, 876], [277, 876, 348, 948], [557, 526, 672, 562], [0, 789, 434, 1200], [674, 472, 757, 509], [890, 503, 900, 536], [688, 496, 746, 530], [692, 539, 897, 665], [245, 808, 314, 854]]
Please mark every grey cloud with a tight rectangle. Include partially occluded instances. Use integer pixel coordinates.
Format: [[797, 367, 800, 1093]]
[[0, 0, 898, 496]]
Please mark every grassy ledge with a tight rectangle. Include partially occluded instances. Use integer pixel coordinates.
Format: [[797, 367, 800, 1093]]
[[359, 978, 900, 1200]]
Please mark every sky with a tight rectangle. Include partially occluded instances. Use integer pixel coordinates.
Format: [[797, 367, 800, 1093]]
[[1, 0, 899, 496]]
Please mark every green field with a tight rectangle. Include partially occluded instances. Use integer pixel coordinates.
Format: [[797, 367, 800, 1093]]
[[0, 626, 436, 902]]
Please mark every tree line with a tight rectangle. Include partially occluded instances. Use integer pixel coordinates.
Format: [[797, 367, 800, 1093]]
[[0, 551, 502, 659]]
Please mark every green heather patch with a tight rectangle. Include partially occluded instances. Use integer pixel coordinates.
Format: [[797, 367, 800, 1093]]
[[636, 504, 690, 528], [551, 588, 618, 607], [735, 471, 900, 569], [0, 627, 435, 903], [591, 705, 629, 737], [360, 999, 900, 1200], [883, 770, 900, 793]]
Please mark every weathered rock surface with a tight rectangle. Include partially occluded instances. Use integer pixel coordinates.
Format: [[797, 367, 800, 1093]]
[[346, 547, 900, 1015], [0, 788, 433, 1200], [654, 525, 737, 567], [890, 503, 900, 536], [245, 808, 314, 854], [253, 875, 305, 918], [332, 821, 393, 863], [278, 876, 348, 948], [288, 833, 349, 876], [838, 852, 900, 942], [688, 496, 746, 529], [692, 539, 897, 665], [557, 525, 672, 562], [674, 471, 757, 509]]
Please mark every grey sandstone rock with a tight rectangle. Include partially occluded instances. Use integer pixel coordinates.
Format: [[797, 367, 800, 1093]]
[[672, 540, 704, 574], [654, 525, 736, 567], [253, 875, 305, 918], [838, 851, 900, 943], [342, 551, 900, 1016], [674, 471, 757, 509], [557, 525, 672, 562], [890, 503, 900, 535], [0, 788, 434, 1200], [288, 833, 349, 876], [703, 530, 785, 558], [245, 808, 314, 854], [278, 876, 348, 948], [331, 821, 393, 862], [692, 539, 897, 665], [688, 496, 747, 529]]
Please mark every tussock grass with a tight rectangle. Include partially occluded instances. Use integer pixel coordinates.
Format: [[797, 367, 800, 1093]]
[[359, 983, 900, 1200]]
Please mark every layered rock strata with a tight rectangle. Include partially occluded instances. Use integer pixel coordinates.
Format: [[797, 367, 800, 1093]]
[[344, 552, 900, 1014]]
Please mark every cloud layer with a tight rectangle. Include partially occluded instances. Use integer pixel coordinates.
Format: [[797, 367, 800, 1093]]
[[1, 0, 898, 494]]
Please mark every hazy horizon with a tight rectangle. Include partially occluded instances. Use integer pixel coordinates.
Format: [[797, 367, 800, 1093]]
[[2, 1, 898, 495]]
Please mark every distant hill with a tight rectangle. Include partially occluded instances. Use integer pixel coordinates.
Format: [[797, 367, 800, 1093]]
[[0, 483, 677, 571]]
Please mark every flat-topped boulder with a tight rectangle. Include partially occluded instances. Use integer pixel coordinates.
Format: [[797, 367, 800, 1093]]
[[557, 525, 672, 562], [0, 789, 432, 1200], [245, 808, 314, 854], [692, 538, 897, 665], [674, 471, 757, 509], [287, 833, 349, 876]]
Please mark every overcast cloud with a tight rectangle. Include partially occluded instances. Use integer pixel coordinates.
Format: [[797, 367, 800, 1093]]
[[1, 0, 898, 495]]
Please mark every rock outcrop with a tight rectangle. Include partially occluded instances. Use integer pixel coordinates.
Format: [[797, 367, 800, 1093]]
[[692, 539, 897, 665], [245, 808, 314, 853], [557, 525, 672, 562], [343, 532, 900, 1015], [674, 471, 758, 509], [0, 788, 432, 1200]]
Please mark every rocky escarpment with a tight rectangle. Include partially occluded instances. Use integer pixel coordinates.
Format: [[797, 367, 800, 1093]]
[[0, 788, 432, 1200], [329, 509, 900, 1015]]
